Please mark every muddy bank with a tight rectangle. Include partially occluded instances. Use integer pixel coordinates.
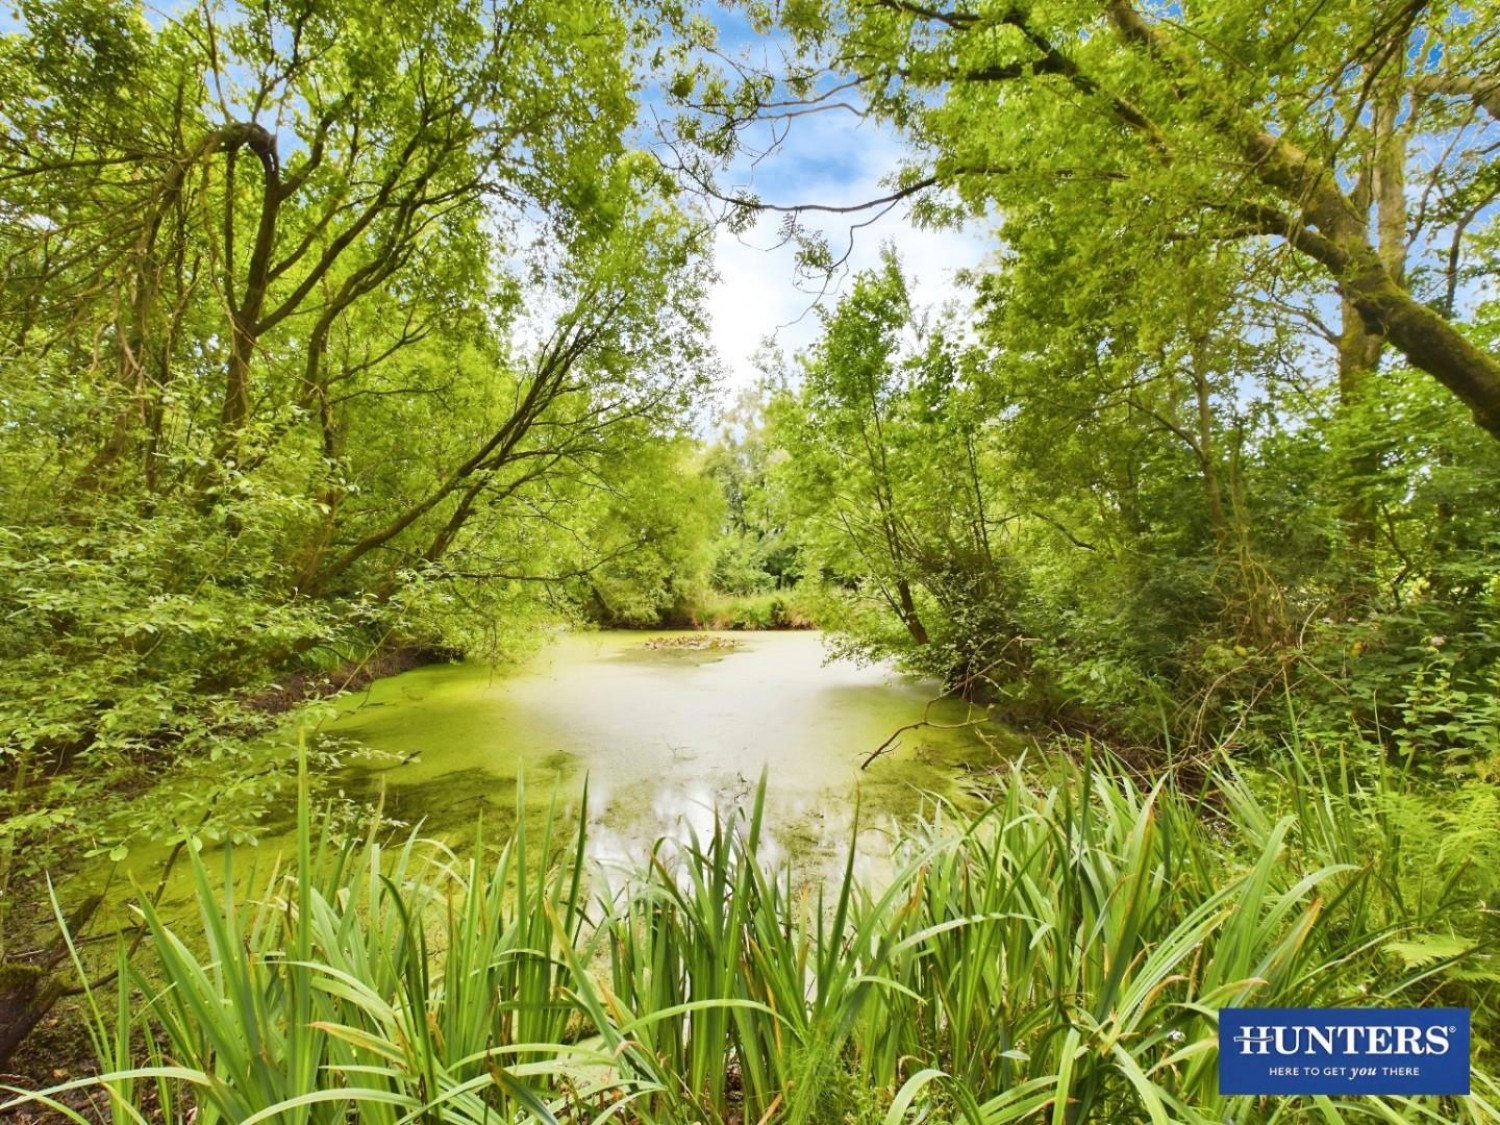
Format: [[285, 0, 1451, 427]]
[[245, 643, 461, 716]]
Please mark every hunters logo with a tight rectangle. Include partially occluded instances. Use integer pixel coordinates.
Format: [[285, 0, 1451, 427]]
[[1219, 1008, 1470, 1096], [1231, 1023, 1454, 1056]]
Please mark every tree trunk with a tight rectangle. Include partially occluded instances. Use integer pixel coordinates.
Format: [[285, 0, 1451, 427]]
[[1102, 0, 1500, 440], [895, 577, 930, 645], [0, 964, 62, 1068], [1189, 339, 1229, 547], [1338, 97, 1407, 554], [216, 123, 282, 454], [1337, 294, 1383, 545], [0, 895, 100, 1068]]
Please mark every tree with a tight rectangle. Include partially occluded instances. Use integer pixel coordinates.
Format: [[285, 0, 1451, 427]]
[[687, 0, 1500, 439], [702, 386, 803, 595], [573, 432, 725, 626], [1, 0, 648, 482], [0, 0, 712, 661], [769, 252, 1025, 690], [0, 0, 724, 1064], [0, 0, 716, 1039]]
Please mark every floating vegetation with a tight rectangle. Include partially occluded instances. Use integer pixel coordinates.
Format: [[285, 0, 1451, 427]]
[[641, 634, 743, 652]]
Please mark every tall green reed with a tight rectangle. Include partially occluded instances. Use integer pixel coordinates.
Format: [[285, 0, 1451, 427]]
[[4, 741, 1495, 1123]]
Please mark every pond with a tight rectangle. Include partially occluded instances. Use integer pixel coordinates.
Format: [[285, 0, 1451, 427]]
[[320, 629, 1012, 869], [90, 629, 1014, 927]]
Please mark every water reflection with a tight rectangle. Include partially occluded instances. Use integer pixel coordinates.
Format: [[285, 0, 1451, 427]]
[[328, 630, 1010, 866]]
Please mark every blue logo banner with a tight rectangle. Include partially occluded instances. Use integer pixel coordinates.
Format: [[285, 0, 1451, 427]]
[[1219, 1008, 1470, 1096]]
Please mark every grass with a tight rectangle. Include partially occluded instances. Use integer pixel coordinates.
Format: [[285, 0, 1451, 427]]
[[5, 742, 1497, 1123]]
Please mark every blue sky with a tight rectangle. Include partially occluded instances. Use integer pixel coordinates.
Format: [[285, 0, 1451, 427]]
[[679, 8, 994, 395], [702, 106, 994, 394]]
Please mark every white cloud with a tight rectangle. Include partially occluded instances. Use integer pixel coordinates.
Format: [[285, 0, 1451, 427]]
[[701, 113, 995, 397]]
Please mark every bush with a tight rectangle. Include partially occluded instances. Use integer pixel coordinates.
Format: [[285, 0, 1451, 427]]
[[688, 589, 817, 630]]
